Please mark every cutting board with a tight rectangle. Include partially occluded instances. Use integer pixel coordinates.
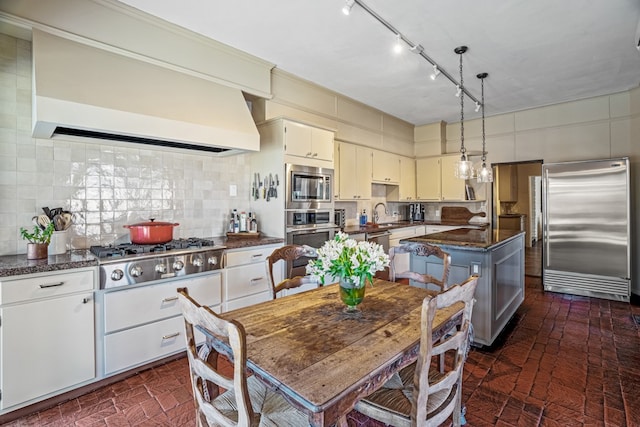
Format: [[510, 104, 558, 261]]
[[441, 207, 487, 223]]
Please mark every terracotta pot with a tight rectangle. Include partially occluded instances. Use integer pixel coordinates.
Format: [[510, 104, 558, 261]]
[[27, 243, 48, 260], [124, 219, 179, 244]]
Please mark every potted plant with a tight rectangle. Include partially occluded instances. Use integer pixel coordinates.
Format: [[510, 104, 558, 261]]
[[20, 222, 55, 259], [306, 231, 389, 312]]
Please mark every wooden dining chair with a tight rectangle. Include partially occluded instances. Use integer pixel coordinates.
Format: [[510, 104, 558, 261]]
[[267, 244, 318, 299], [353, 276, 478, 427], [389, 242, 451, 293], [177, 287, 309, 427]]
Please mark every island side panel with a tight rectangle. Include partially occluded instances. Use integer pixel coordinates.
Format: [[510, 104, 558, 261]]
[[408, 232, 525, 346]]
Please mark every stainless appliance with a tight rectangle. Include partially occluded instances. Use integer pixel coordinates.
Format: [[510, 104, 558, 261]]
[[542, 158, 631, 302], [286, 163, 333, 210], [334, 208, 346, 228], [367, 230, 390, 253], [286, 210, 339, 278], [406, 203, 425, 221], [91, 238, 225, 289]]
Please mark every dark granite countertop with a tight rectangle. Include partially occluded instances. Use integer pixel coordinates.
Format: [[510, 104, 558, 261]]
[[402, 228, 524, 251], [342, 220, 490, 235], [0, 250, 98, 278], [0, 236, 285, 278]]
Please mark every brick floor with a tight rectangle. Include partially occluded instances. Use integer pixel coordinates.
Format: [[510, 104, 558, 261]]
[[4, 276, 640, 426]]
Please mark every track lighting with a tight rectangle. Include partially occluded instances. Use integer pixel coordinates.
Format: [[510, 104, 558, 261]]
[[475, 101, 481, 112], [393, 33, 402, 53], [410, 44, 424, 54], [430, 65, 440, 80], [455, 85, 462, 97], [342, 0, 355, 15]]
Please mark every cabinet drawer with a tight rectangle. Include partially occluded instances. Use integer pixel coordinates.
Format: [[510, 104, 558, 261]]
[[225, 263, 269, 300], [104, 315, 205, 374], [224, 246, 274, 267], [225, 291, 271, 311], [104, 273, 221, 333], [0, 268, 95, 305]]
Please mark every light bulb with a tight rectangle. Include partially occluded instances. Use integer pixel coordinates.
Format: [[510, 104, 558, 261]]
[[430, 65, 440, 81], [393, 34, 402, 53], [342, 0, 354, 15]]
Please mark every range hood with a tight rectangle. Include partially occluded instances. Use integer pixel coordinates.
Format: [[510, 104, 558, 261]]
[[31, 30, 259, 154]]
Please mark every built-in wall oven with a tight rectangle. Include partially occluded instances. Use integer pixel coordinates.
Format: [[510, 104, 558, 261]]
[[286, 210, 339, 278], [286, 163, 333, 210]]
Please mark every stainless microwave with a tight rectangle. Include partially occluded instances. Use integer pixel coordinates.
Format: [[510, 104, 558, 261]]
[[285, 164, 334, 210]]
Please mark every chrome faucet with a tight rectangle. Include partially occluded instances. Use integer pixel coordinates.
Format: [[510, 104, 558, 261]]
[[373, 202, 389, 224]]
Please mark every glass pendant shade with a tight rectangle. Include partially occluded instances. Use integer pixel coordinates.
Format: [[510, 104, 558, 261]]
[[477, 162, 493, 182], [454, 155, 474, 179]]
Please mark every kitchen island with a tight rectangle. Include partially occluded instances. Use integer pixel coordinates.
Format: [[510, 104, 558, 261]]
[[401, 228, 525, 346]]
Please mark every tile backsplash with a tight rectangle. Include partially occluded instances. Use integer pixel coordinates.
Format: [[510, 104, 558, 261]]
[[0, 34, 251, 255]]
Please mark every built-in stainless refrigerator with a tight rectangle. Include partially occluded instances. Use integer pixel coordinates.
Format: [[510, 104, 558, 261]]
[[542, 158, 631, 302]]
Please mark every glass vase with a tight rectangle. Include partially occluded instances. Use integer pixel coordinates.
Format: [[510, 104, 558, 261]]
[[339, 276, 366, 312]]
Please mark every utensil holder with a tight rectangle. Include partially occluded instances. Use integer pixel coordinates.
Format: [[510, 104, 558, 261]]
[[49, 230, 69, 255]]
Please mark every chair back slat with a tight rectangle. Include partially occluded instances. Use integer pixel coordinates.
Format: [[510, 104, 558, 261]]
[[267, 244, 318, 299], [389, 243, 451, 291]]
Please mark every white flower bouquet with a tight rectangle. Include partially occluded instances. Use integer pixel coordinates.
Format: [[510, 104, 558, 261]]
[[306, 231, 390, 287]]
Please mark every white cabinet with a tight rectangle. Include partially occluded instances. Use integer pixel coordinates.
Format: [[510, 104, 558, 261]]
[[223, 245, 278, 311], [102, 273, 221, 374], [387, 156, 416, 201], [278, 119, 334, 163], [338, 142, 372, 200], [0, 268, 96, 410], [372, 150, 400, 184], [416, 157, 441, 200], [416, 156, 467, 201]]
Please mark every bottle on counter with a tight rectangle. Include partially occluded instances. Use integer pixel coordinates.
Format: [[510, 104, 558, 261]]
[[250, 213, 258, 233], [360, 209, 367, 226], [239, 211, 247, 232], [232, 209, 240, 233]]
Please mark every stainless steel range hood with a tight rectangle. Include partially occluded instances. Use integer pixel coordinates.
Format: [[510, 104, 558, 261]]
[[31, 30, 259, 154]]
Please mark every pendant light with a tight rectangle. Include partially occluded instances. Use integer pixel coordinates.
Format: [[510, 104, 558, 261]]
[[476, 72, 493, 182], [454, 46, 473, 179]]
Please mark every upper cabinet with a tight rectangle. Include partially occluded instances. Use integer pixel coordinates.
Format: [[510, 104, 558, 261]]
[[283, 120, 334, 162], [416, 155, 468, 201], [372, 150, 400, 184], [338, 142, 372, 200], [387, 156, 416, 201], [416, 157, 441, 200]]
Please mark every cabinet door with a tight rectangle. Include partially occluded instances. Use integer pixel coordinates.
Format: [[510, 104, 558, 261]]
[[416, 157, 441, 200], [440, 155, 467, 200], [283, 120, 312, 158], [1, 293, 95, 409], [311, 127, 334, 162], [398, 156, 416, 200], [372, 150, 400, 184], [339, 143, 371, 200]]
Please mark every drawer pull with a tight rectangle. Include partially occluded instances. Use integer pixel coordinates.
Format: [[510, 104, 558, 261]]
[[162, 332, 180, 340], [39, 281, 64, 288], [250, 277, 264, 283], [82, 297, 91, 304], [250, 254, 263, 259], [162, 296, 179, 302]]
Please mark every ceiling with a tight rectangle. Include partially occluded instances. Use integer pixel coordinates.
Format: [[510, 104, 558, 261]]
[[117, 0, 640, 126]]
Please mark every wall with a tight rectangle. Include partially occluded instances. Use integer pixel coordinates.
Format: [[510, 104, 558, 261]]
[[0, 34, 253, 255]]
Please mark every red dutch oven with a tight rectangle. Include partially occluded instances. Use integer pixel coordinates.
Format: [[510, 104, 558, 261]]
[[124, 219, 179, 244]]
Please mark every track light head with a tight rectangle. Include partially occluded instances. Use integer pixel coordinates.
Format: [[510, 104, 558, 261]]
[[430, 65, 441, 80], [475, 101, 481, 112], [342, 0, 355, 15], [393, 33, 402, 53], [455, 85, 462, 97]]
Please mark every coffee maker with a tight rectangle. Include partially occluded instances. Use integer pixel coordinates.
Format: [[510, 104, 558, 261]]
[[406, 203, 425, 221]]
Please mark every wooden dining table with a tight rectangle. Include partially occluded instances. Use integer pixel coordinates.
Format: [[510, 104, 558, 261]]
[[213, 279, 464, 427]]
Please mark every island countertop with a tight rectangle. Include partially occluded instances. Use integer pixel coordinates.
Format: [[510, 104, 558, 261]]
[[402, 228, 524, 251]]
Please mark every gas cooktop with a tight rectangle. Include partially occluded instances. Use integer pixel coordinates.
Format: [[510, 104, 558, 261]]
[[93, 238, 226, 289], [90, 237, 223, 259]]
